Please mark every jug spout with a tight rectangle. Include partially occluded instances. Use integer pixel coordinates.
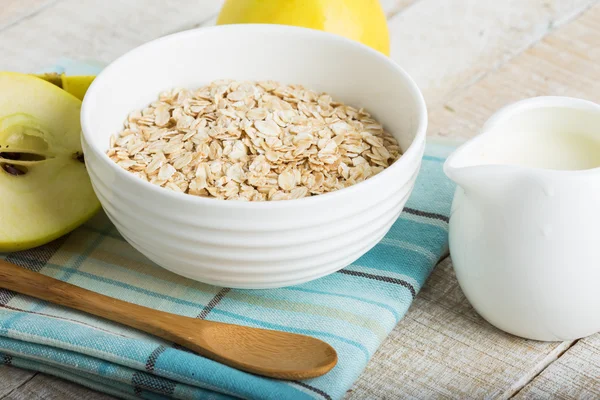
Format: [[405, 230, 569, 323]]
[[443, 139, 522, 199], [444, 163, 516, 198]]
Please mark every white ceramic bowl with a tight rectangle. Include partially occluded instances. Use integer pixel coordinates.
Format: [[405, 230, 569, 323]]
[[81, 24, 427, 289]]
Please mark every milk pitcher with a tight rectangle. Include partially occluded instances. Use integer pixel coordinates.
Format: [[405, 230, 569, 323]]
[[444, 97, 600, 341]]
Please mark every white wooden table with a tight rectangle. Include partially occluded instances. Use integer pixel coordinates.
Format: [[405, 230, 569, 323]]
[[1, 1, 600, 398]]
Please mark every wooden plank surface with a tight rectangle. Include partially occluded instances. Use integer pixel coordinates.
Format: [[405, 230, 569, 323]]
[[1, 371, 114, 400], [387, 0, 598, 107], [0, 0, 224, 72], [514, 334, 600, 399], [0, 366, 35, 397], [0, 0, 57, 31], [428, 1, 600, 142], [379, 0, 421, 19], [1, 0, 600, 399]]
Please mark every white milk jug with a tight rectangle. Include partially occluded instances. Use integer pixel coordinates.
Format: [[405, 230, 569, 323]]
[[444, 97, 600, 341]]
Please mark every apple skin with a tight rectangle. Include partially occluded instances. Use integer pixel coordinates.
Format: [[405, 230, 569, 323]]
[[217, 0, 390, 55], [33, 74, 96, 101], [0, 208, 100, 252], [0, 72, 101, 252]]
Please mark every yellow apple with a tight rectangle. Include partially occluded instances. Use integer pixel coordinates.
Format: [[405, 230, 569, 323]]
[[217, 0, 390, 55], [34, 73, 95, 101]]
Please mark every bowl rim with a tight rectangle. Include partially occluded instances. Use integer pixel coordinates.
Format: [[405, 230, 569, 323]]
[[81, 23, 428, 209]]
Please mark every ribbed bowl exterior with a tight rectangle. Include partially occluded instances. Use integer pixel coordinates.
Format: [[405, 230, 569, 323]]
[[80, 25, 427, 288], [83, 139, 423, 288]]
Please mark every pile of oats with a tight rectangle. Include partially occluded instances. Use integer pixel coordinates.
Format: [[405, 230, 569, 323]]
[[107, 80, 401, 201]]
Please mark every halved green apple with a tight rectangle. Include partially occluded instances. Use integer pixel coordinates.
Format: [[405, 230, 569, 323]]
[[0, 72, 100, 251]]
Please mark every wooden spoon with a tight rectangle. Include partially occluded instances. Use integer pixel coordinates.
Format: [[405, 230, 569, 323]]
[[0, 259, 337, 379]]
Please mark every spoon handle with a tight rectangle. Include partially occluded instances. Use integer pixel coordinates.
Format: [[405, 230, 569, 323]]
[[0, 259, 188, 339]]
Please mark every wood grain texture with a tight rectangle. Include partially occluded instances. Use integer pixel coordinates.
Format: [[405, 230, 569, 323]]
[[388, 0, 598, 107], [1, 371, 114, 400], [514, 334, 600, 399], [0, 0, 223, 72], [429, 2, 600, 142], [0, 366, 36, 397], [379, 0, 421, 18], [0, 0, 58, 31]]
